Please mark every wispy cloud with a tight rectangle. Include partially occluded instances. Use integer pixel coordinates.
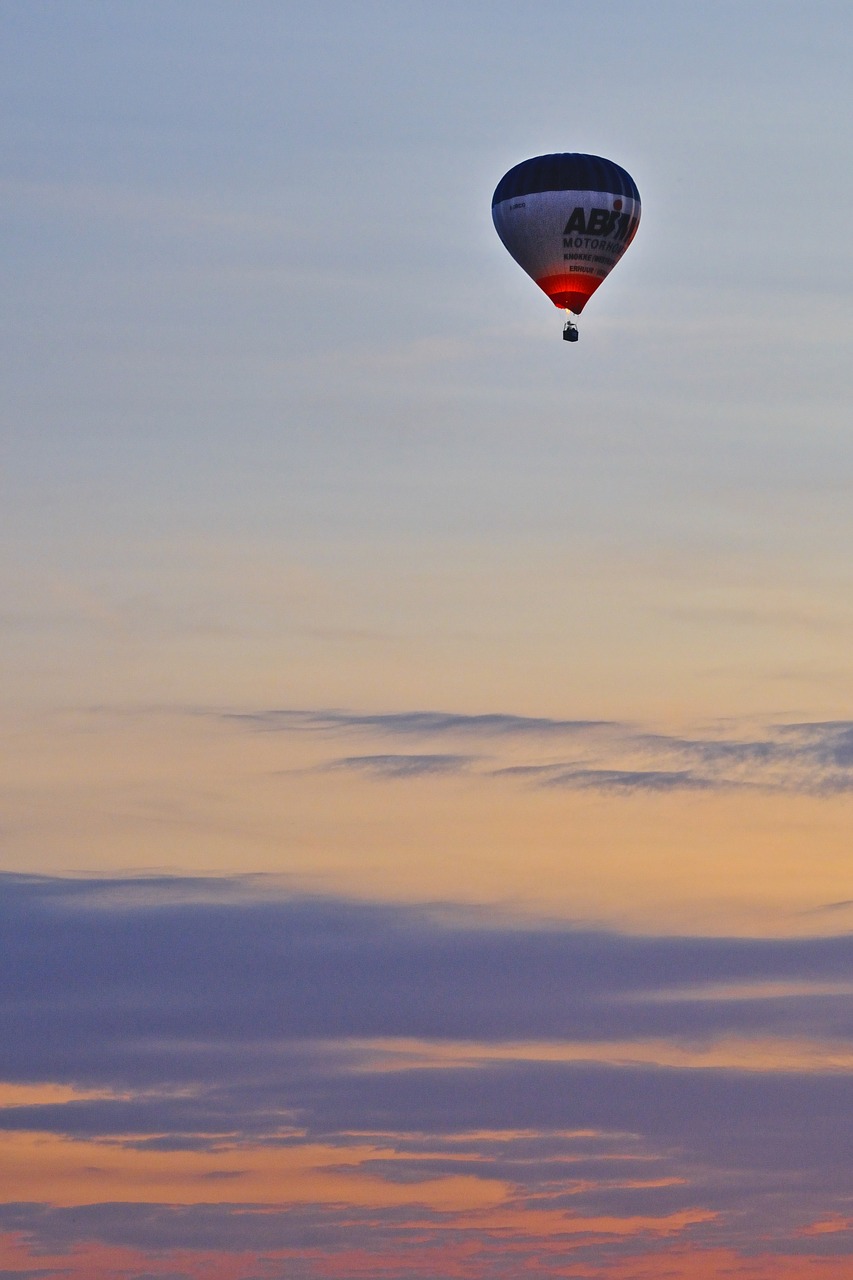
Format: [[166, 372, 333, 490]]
[[539, 767, 715, 792], [220, 707, 853, 796], [324, 753, 475, 778], [225, 709, 615, 737], [802, 900, 853, 918]]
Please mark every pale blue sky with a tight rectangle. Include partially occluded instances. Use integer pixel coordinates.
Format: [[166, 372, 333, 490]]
[[2, 1, 852, 719]]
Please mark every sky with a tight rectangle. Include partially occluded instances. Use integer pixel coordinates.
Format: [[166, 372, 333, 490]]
[[1, 1, 852, 1277]]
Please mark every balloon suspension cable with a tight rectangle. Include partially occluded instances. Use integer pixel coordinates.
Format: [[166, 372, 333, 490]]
[[563, 310, 579, 342]]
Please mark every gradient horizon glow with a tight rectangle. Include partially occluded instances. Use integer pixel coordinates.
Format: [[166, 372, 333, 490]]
[[2, 3, 852, 1278]]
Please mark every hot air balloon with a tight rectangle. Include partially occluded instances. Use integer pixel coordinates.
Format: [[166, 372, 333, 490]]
[[492, 153, 640, 341]]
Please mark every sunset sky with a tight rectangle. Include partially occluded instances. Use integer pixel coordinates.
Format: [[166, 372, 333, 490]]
[[2, 2, 853, 1278]]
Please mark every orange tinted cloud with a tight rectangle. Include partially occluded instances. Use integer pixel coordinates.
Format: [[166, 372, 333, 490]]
[[0, 1130, 505, 1210]]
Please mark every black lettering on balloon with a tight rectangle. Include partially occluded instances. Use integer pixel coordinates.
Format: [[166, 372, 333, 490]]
[[563, 208, 587, 234]]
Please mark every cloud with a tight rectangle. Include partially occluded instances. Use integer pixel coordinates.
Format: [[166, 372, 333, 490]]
[[0, 1200, 414, 1256], [780, 721, 853, 767], [219, 706, 853, 797], [324, 753, 475, 778], [225, 708, 615, 737], [2, 874, 853, 1130], [0, 1270, 73, 1279], [2, 874, 852, 1268], [540, 768, 715, 792], [3, 873, 853, 1071], [800, 900, 853, 917]]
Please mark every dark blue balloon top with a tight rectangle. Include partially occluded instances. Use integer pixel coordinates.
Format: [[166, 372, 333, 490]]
[[492, 153, 640, 206]]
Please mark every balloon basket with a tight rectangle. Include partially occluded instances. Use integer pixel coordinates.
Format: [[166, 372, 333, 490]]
[[563, 314, 579, 342]]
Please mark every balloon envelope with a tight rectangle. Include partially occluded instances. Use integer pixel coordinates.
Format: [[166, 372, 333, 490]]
[[492, 153, 640, 314]]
